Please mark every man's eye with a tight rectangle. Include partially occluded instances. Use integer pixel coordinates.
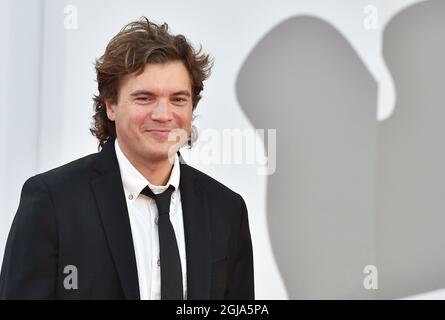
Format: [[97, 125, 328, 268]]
[[173, 97, 187, 103], [135, 97, 152, 103]]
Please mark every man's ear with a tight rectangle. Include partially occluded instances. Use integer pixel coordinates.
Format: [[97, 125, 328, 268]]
[[105, 99, 117, 121]]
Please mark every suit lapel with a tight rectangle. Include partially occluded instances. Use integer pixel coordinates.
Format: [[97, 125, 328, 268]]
[[90, 139, 140, 300], [179, 162, 212, 299]]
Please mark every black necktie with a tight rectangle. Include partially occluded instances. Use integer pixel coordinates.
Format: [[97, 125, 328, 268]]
[[141, 185, 183, 300]]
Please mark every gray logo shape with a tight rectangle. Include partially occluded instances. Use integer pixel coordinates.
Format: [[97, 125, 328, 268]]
[[236, 16, 378, 299], [377, 0, 445, 299]]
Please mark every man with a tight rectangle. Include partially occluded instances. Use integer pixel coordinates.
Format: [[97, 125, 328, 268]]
[[0, 17, 254, 300]]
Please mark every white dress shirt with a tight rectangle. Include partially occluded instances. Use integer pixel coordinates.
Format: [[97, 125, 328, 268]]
[[114, 139, 187, 300]]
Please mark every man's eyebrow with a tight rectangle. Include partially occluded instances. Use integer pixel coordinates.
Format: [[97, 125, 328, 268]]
[[129, 90, 191, 97], [129, 90, 155, 96], [172, 90, 191, 97]]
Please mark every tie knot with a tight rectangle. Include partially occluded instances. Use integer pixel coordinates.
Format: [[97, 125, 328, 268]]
[[140, 185, 175, 216]]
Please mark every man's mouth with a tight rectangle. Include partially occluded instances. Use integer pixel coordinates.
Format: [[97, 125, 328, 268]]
[[144, 128, 173, 140]]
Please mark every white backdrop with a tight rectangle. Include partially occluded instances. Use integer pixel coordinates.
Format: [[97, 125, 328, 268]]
[[0, 0, 430, 299]]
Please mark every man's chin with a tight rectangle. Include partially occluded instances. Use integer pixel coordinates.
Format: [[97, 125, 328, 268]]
[[140, 144, 178, 163]]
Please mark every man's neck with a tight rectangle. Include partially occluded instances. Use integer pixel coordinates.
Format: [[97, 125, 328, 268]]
[[136, 159, 173, 186], [118, 142, 174, 186]]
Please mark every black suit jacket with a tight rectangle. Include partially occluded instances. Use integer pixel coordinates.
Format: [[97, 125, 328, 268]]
[[0, 139, 254, 299]]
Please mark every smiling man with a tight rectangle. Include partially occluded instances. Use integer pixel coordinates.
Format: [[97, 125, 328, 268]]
[[0, 17, 254, 300]]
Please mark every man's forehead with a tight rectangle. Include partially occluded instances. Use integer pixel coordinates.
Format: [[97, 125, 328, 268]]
[[121, 62, 192, 92]]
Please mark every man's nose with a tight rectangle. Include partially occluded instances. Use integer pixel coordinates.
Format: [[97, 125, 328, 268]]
[[151, 99, 173, 122]]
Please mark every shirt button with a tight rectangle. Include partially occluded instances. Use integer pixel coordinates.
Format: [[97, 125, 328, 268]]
[[157, 259, 161, 267], [128, 194, 133, 200]]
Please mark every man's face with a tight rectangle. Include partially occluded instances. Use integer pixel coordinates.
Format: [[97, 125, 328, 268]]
[[106, 60, 193, 164]]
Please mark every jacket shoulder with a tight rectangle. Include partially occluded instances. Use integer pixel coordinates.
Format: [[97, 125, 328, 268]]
[[31, 152, 99, 188]]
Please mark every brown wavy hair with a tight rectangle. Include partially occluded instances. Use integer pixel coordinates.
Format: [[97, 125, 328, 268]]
[[91, 17, 213, 149]]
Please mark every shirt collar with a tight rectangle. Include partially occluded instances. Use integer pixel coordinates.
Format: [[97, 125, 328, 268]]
[[114, 139, 180, 203]]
